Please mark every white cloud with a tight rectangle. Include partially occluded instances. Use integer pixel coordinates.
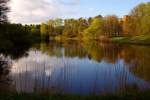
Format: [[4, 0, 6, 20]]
[[58, 0, 80, 5], [8, 0, 80, 24]]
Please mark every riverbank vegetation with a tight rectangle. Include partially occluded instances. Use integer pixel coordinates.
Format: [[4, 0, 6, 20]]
[[1, 1, 150, 45], [0, 0, 40, 52], [111, 35, 150, 45], [1, 1, 150, 99], [1, 90, 150, 100], [37, 2, 150, 44]]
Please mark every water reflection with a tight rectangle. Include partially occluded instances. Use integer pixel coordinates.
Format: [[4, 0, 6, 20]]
[[1, 41, 150, 94], [0, 55, 13, 92]]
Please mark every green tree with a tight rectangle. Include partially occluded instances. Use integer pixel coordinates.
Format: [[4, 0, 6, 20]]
[[40, 23, 48, 39], [77, 18, 88, 37], [40, 23, 47, 35], [0, 0, 9, 23], [52, 18, 63, 36], [54, 18, 63, 27], [63, 19, 77, 37], [83, 15, 104, 39], [122, 15, 131, 36], [129, 2, 150, 35], [103, 15, 121, 37], [47, 18, 63, 36], [47, 20, 55, 36]]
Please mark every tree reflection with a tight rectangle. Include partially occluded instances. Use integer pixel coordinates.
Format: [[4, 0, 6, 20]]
[[37, 41, 123, 63], [0, 55, 12, 92], [0, 44, 31, 60], [35, 41, 150, 84], [0, 40, 150, 94], [63, 41, 87, 58], [126, 46, 150, 82]]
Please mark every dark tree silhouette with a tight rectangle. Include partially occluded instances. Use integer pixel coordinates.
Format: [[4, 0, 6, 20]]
[[0, 0, 9, 24]]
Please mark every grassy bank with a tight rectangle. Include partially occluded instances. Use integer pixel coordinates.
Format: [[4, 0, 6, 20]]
[[111, 35, 150, 45], [51, 35, 80, 41], [51, 35, 150, 45], [1, 90, 150, 100]]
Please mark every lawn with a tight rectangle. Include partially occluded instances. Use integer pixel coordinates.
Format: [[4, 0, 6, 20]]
[[111, 35, 150, 45]]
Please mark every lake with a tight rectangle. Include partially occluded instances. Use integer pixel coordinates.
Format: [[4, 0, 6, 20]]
[[0, 41, 150, 95]]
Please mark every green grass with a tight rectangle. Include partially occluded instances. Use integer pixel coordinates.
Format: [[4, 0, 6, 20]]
[[1, 90, 150, 100], [111, 35, 150, 45], [52, 35, 150, 45], [53, 35, 80, 41]]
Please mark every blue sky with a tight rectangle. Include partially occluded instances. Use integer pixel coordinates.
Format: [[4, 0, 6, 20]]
[[9, 0, 150, 24], [75, 0, 150, 17]]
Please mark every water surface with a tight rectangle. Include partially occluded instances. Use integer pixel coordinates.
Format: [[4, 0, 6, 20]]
[[0, 41, 150, 95]]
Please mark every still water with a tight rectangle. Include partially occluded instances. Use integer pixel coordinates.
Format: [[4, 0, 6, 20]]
[[0, 41, 150, 95]]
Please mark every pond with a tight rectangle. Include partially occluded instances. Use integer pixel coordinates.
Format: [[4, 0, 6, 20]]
[[0, 41, 150, 95]]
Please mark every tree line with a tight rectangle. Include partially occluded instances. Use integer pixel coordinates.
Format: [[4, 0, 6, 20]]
[[1, 1, 150, 42], [31, 2, 149, 40]]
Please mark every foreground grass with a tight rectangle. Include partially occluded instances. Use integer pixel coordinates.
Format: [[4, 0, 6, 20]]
[[1, 90, 150, 100], [111, 35, 150, 45]]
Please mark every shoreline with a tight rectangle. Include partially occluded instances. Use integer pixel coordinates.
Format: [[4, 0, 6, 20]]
[[51, 35, 150, 45], [111, 35, 150, 45], [1, 90, 150, 100]]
